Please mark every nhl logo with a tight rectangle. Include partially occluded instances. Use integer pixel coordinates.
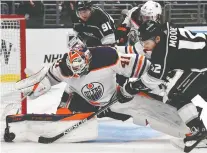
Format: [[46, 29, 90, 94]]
[[81, 82, 104, 101]]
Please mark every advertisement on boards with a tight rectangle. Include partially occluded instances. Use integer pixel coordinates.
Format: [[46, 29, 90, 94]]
[[26, 28, 75, 72]]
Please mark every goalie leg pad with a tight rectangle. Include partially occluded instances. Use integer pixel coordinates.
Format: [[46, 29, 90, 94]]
[[111, 95, 190, 138], [5, 113, 98, 143]]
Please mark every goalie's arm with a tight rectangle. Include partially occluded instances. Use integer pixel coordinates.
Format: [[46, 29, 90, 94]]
[[110, 51, 152, 103], [116, 43, 145, 56], [111, 51, 151, 78]]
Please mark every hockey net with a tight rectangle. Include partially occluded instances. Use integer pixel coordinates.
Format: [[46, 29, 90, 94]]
[[0, 15, 27, 122]]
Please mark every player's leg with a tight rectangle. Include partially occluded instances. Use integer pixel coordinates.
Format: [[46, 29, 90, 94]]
[[167, 70, 207, 127], [167, 70, 207, 149]]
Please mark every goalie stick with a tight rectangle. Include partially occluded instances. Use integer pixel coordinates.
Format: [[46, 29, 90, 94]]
[[2, 92, 27, 118], [37, 91, 118, 144]]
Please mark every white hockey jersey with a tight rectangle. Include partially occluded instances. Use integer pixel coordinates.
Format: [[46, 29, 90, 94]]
[[47, 47, 151, 106], [116, 42, 152, 59]]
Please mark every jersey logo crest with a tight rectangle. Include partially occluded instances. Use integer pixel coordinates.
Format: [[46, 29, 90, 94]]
[[81, 82, 104, 101]]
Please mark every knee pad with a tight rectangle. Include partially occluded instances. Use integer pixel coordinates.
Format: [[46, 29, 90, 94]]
[[177, 103, 198, 125], [168, 89, 199, 125]]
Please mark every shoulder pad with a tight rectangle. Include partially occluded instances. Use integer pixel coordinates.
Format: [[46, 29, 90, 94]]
[[90, 47, 118, 70]]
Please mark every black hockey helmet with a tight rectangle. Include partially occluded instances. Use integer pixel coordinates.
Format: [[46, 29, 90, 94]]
[[138, 20, 162, 41], [75, 1, 92, 11]]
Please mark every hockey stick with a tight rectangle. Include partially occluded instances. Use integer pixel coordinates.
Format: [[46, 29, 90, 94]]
[[37, 91, 118, 144], [1, 93, 28, 120]]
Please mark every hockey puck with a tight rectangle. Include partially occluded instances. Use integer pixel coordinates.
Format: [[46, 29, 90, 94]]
[[4, 132, 15, 142]]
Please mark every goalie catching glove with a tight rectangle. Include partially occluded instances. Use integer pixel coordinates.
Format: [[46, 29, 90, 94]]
[[15, 67, 51, 99], [117, 78, 150, 103]]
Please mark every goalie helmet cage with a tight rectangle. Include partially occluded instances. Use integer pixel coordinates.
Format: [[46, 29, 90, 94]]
[[0, 15, 27, 114]]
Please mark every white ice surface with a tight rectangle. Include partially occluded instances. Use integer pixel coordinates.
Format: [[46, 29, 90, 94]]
[[1, 83, 207, 153]]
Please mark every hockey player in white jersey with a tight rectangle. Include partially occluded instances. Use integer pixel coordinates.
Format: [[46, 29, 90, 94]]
[[116, 0, 162, 45], [16, 38, 193, 141], [16, 38, 150, 108]]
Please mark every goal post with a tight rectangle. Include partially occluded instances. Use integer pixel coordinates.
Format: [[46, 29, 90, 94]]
[[0, 15, 27, 115]]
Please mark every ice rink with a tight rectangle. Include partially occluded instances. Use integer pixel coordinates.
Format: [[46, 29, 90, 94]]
[[1, 83, 207, 153]]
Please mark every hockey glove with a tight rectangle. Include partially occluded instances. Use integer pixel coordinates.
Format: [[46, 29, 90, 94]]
[[115, 24, 129, 45], [124, 78, 150, 95], [117, 85, 134, 103], [15, 67, 51, 99]]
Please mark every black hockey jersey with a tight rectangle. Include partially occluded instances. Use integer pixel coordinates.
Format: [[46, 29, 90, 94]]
[[148, 22, 207, 80], [140, 22, 207, 90], [71, 6, 116, 46]]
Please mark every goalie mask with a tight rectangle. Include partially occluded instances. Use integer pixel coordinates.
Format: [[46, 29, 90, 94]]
[[67, 43, 91, 77], [140, 0, 162, 23]]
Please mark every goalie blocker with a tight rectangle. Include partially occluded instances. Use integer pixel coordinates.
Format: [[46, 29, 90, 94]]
[[4, 113, 98, 143]]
